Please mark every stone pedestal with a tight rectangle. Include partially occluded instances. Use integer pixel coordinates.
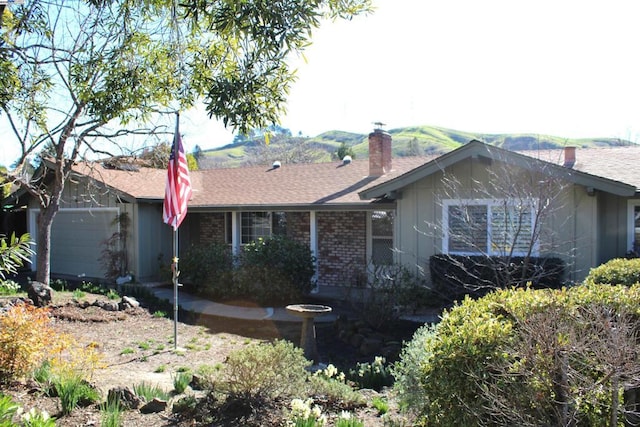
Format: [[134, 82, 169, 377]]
[[286, 304, 332, 364]]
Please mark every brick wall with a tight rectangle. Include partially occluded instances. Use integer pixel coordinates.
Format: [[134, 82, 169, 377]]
[[199, 213, 226, 244], [317, 211, 367, 287], [194, 210, 368, 288], [285, 211, 310, 245]]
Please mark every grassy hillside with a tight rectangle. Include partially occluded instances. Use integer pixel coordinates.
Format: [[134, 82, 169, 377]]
[[199, 125, 633, 168]]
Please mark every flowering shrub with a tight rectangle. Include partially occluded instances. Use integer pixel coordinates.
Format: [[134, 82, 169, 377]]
[[347, 356, 393, 391], [335, 411, 364, 427], [287, 398, 326, 427], [0, 305, 56, 382], [22, 407, 56, 427]]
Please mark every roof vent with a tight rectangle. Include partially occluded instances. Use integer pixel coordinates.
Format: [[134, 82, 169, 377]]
[[272, 160, 281, 169], [342, 155, 352, 165]]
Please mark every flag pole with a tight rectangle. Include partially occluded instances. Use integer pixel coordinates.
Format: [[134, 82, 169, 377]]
[[172, 227, 179, 350]]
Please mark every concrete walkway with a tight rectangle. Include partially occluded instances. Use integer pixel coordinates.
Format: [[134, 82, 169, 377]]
[[147, 285, 338, 323]]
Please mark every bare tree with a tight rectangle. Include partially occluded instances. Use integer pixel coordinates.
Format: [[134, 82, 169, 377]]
[[426, 152, 574, 299]]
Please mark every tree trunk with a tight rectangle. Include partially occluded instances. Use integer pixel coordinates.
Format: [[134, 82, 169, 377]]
[[35, 193, 62, 285], [35, 208, 55, 285]]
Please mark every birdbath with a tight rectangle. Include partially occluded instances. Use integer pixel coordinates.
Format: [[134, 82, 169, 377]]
[[286, 304, 332, 364]]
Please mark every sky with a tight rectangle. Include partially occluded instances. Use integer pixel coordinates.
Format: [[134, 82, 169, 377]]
[[178, 0, 640, 152], [3, 0, 640, 165]]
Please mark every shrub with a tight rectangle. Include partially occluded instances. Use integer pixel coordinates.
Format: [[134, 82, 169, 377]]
[[0, 280, 21, 295], [347, 356, 393, 391], [306, 375, 364, 409], [236, 236, 316, 305], [287, 398, 326, 427], [222, 340, 310, 399], [391, 324, 436, 414], [0, 304, 56, 382], [393, 284, 640, 426], [345, 262, 429, 330], [179, 242, 234, 297], [429, 254, 565, 302], [584, 257, 640, 286], [0, 393, 20, 425], [21, 407, 56, 427]]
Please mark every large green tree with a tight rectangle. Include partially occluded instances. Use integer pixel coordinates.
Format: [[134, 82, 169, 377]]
[[0, 0, 371, 284]]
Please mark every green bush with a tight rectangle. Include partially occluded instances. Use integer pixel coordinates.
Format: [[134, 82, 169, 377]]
[[0, 393, 20, 425], [221, 340, 310, 399], [180, 236, 315, 305], [393, 284, 640, 426], [180, 242, 234, 297], [584, 257, 640, 286], [391, 324, 436, 414], [237, 236, 316, 305], [347, 356, 393, 391]]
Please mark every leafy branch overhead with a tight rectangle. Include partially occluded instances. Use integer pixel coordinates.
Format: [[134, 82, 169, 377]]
[[0, 0, 371, 285]]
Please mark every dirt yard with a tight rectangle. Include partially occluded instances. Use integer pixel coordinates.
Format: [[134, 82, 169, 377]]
[[1, 292, 412, 426]]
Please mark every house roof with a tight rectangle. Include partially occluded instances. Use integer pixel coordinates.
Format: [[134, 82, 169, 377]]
[[71, 156, 435, 210], [69, 140, 640, 210], [359, 140, 640, 200]]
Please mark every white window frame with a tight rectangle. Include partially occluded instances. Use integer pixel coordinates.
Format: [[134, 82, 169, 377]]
[[239, 211, 287, 245], [627, 200, 640, 254], [442, 198, 539, 257], [367, 210, 395, 265]]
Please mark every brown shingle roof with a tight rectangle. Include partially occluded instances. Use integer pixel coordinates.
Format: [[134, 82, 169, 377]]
[[73, 144, 640, 208], [73, 157, 435, 208], [517, 146, 640, 189]]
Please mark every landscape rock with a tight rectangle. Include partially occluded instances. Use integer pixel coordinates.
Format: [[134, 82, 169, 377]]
[[140, 397, 168, 414], [102, 301, 120, 312], [120, 295, 140, 309], [107, 387, 141, 410], [26, 281, 53, 307]]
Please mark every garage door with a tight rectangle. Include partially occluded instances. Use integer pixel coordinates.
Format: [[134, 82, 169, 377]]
[[49, 209, 119, 279]]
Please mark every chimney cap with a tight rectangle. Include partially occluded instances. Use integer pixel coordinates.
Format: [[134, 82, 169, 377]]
[[373, 121, 387, 132]]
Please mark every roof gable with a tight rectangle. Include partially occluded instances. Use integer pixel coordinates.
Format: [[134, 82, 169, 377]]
[[359, 140, 637, 200]]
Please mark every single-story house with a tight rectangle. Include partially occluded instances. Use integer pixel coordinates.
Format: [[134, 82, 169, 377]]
[[8, 130, 640, 296]]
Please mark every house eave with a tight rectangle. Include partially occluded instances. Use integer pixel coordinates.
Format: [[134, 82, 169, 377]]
[[187, 202, 396, 213]]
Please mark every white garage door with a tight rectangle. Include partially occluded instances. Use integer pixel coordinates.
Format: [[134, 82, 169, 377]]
[[48, 208, 119, 279]]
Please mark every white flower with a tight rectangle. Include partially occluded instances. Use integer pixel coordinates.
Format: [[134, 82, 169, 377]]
[[339, 410, 352, 420]]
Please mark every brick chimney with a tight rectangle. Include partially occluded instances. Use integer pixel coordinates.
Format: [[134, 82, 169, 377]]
[[369, 128, 392, 176], [563, 146, 576, 168]]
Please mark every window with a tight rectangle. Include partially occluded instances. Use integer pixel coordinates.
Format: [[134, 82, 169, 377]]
[[628, 202, 640, 255], [370, 210, 394, 265], [240, 212, 287, 244], [443, 199, 537, 256]]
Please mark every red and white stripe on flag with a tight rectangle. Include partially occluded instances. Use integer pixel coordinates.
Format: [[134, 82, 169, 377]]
[[163, 123, 192, 230]]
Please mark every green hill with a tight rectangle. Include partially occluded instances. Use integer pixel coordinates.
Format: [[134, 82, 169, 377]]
[[199, 125, 634, 168]]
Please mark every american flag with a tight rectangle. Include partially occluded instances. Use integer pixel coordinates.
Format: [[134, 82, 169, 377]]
[[163, 117, 192, 230]]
